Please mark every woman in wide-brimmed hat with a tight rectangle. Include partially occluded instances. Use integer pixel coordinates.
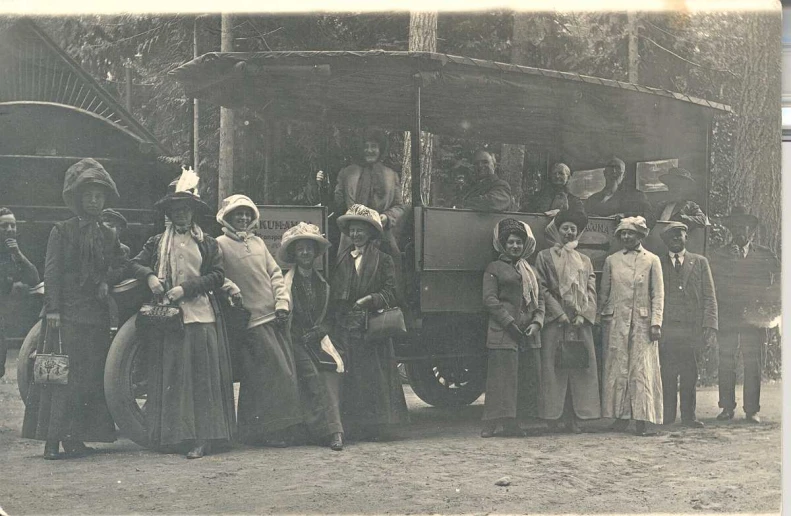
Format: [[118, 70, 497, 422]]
[[278, 222, 345, 451], [480, 217, 545, 438], [599, 216, 665, 436], [128, 169, 235, 459], [216, 194, 303, 448], [535, 210, 600, 434], [23, 158, 128, 460], [331, 204, 408, 441]]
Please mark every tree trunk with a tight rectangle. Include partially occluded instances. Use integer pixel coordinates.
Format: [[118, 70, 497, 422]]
[[729, 11, 781, 252], [217, 13, 234, 207], [401, 12, 437, 206]]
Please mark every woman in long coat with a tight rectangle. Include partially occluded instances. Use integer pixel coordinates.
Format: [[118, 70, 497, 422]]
[[216, 194, 302, 447], [481, 218, 545, 438], [129, 175, 235, 458], [332, 204, 408, 441], [23, 158, 126, 459], [534, 210, 600, 433], [277, 222, 345, 451], [599, 216, 664, 436]]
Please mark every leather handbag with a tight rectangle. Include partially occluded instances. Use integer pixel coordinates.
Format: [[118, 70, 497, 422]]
[[136, 302, 184, 334], [554, 324, 589, 370], [365, 304, 407, 341], [34, 324, 69, 385]]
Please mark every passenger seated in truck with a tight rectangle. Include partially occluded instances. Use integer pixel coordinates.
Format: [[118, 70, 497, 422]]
[[454, 149, 513, 212], [653, 167, 710, 230], [520, 162, 584, 217], [585, 158, 655, 227]]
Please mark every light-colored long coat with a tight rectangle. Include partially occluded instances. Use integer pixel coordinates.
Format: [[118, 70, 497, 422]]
[[599, 246, 665, 424], [534, 248, 601, 420]]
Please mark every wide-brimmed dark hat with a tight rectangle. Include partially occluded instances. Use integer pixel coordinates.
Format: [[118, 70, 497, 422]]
[[101, 208, 128, 229], [721, 205, 760, 229], [659, 167, 696, 190], [154, 191, 211, 215], [553, 209, 588, 232]]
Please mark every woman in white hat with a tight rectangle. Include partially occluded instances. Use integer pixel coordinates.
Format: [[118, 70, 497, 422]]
[[216, 194, 302, 448], [599, 216, 664, 436], [278, 222, 344, 451], [332, 204, 408, 441], [128, 172, 235, 459], [23, 158, 127, 459]]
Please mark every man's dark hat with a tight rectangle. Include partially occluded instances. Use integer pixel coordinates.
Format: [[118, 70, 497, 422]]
[[101, 208, 128, 229], [554, 209, 588, 232], [659, 167, 696, 190], [721, 205, 760, 229]]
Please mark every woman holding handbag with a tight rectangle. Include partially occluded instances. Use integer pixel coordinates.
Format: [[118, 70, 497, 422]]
[[216, 194, 302, 447], [481, 218, 545, 438], [332, 204, 408, 442], [277, 222, 345, 451], [534, 210, 600, 433], [22, 159, 127, 460], [129, 170, 235, 459]]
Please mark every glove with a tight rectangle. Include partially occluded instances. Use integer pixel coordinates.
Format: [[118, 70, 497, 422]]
[[301, 327, 324, 346], [274, 309, 290, 328]]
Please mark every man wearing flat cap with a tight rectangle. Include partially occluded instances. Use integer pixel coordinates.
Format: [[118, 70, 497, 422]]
[[658, 222, 717, 428], [654, 167, 710, 230], [710, 206, 780, 424]]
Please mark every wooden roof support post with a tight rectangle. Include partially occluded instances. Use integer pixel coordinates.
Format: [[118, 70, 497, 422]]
[[218, 13, 234, 207], [411, 74, 422, 208]]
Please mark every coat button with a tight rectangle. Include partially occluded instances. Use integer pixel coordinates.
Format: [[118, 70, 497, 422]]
[[679, 285, 683, 290]]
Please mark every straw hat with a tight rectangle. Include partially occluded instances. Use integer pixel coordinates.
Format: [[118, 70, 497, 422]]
[[276, 222, 331, 264], [337, 204, 383, 237]]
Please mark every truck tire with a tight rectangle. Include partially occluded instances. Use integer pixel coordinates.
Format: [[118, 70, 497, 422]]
[[405, 358, 486, 407], [104, 314, 149, 447], [16, 320, 41, 404]]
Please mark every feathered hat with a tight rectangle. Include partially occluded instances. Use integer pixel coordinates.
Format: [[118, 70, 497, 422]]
[[153, 166, 211, 214]]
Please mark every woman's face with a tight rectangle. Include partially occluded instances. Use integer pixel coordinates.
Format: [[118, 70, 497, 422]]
[[0, 213, 17, 241], [363, 140, 381, 164], [504, 233, 525, 260], [618, 229, 642, 250], [558, 221, 579, 243], [168, 201, 194, 228], [229, 207, 254, 231], [80, 185, 107, 217], [348, 221, 372, 247], [294, 240, 318, 269]]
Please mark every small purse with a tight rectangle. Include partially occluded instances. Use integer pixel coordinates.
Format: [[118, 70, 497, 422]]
[[365, 304, 407, 341], [555, 324, 589, 370], [34, 324, 69, 385], [136, 302, 184, 334]]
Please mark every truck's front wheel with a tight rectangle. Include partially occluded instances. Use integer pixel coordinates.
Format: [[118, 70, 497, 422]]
[[405, 358, 486, 407]]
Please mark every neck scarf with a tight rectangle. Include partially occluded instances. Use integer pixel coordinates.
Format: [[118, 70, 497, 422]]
[[154, 223, 204, 291], [544, 220, 589, 315], [492, 220, 539, 308], [353, 162, 386, 209], [78, 216, 106, 288], [219, 218, 258, 243]]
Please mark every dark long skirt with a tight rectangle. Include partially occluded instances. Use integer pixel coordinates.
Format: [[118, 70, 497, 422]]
[[293, 342, 344, 439], [237, 323, 302, 443], [482, 348, 541, 422], [339, 329, 408, 431], [146, 322, 235, 447], [23, 321, 116, 442]]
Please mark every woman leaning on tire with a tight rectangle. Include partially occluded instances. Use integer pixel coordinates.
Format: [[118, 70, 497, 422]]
[[128, 171, 235, 459]]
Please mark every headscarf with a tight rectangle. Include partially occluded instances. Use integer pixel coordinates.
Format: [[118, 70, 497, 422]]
[[62, 159, 120, 288], [493, 218, 539, 308], [544, 215, 590, 316], [216, 194, 260, 243], [615, 216, 649, 237], [154, 222, 204, 292]]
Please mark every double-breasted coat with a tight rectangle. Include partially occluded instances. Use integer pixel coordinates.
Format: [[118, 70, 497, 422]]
[[599, 245, 665, 424]]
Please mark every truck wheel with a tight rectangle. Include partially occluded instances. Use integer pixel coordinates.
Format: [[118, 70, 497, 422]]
[[405, 358, 486, 407], [16, 320, 41, 404], [104, 315, 149, 447]]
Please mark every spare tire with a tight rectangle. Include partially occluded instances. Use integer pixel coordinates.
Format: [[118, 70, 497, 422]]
[[16, 320, 41, 404], [104, 315, 149, 447]]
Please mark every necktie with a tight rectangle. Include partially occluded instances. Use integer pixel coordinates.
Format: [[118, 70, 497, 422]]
[[674, 253, 681, 274]]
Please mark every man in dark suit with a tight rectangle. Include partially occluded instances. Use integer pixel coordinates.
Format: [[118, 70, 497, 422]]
[[455, 149, 513, 212], [658, 222, 718, 428], [710, 206, 781, 424]]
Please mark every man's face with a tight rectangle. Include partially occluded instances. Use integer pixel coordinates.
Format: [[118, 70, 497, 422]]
[[549, 166, 570, 186], [730, 224, 753, 247], [473, 152, 495, 180], [664, 229, 687, 253], [102, 218, 119, 238], [603, 166, 624, 186], [0, 214, 17, 241]]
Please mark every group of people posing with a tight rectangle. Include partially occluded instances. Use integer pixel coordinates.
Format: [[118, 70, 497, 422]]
[[0, 129, 779, 461]]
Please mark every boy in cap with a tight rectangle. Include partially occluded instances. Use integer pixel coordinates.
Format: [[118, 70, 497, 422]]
[[658, 222, 718, 428]]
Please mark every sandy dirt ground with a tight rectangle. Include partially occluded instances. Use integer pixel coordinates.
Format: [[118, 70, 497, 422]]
[[0, 349, 781, 515]]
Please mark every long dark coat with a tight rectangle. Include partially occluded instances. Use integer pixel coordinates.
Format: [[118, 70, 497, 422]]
[[23, 217, 126, 443], [129, 232, 236, 447], [0, 250, 39, 378], [331, 244, 408, 430]]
